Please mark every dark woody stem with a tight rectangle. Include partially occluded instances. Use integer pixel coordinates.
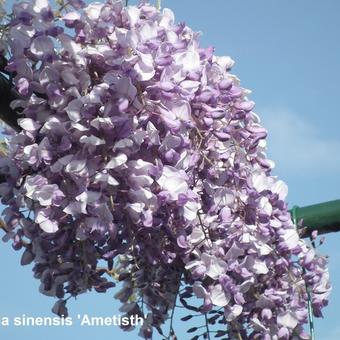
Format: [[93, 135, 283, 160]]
[[0, 71, 21, 131]]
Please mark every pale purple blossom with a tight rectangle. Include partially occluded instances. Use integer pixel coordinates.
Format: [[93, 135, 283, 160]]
[[0, 1, 331, 339]]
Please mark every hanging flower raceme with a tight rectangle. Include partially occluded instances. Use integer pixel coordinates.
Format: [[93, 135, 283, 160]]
[[0, 0, 330, 339]]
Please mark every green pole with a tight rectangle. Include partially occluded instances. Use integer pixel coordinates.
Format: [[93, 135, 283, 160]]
[[290, 199, 340, 238]]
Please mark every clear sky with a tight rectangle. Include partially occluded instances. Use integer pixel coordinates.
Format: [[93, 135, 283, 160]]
[[1, 0, 340, 339]]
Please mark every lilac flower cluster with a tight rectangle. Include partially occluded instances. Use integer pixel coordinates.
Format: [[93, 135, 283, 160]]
[[0, 0, 330, 338]]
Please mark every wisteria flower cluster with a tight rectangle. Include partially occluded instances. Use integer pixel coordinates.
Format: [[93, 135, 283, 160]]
[[0, 0, 330, 339]]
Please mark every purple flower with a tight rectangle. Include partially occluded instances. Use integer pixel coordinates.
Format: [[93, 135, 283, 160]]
[[0, 1, 330, 338]]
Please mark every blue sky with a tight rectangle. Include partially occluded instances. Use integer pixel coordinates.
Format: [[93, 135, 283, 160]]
[[1, 0, 340, 339]]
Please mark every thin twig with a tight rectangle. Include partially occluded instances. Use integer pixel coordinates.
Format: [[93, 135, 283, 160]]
[[291, 213, 316, 340], [166, 273, 182, 339], [0, 218, 8, 232], [306, 286, 315, 340], [204, 313, 211, 340]]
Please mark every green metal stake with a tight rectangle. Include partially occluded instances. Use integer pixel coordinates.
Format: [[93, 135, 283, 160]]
[[290, 199, 340, 340], [291, 199, 340, 238]]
